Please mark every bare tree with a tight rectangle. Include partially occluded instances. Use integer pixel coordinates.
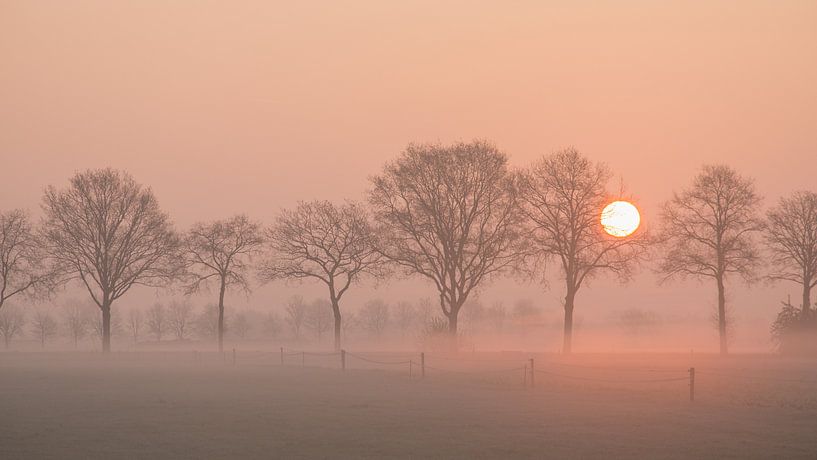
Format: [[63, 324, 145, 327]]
[[518, 148, 646, 353], [262, 310, 281, 338], [304, 299, 332, 341], [261, 201, 382, 351], [183, 215, 263, 352], [0, 305, 25, 348], [232, 311, 251, 339], [658, 164, 762, 355], [393, 301, 415, 337], [194, 303, 222, 340], [30, 307, 59, 348], [63, 300, 92, 348], [486, 301, 506, 333], [127, 308, 143, 343], [168, 300, 194, 340], [765, 191, 817, 318], [359, 299, 390, 338], [41, 169, 181, 352], [146, 302, 166, 341], [369, 140, 524, 340], [0, 210, 50, 312], [284, 295, 307, 339]]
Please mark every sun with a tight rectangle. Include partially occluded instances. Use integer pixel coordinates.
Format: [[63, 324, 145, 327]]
[[601, 201, 640, 237]]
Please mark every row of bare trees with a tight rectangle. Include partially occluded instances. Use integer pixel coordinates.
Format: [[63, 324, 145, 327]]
[[1, 141, 815, 354]]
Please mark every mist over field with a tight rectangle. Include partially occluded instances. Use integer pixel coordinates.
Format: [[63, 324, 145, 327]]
[[2, 1, 817, 459]]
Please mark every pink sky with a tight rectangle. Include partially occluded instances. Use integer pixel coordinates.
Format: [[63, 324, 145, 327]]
[[1, 1, 816, 351]]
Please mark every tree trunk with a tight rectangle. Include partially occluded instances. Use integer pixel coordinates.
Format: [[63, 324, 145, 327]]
[[563, 288, 576, 354], [331, 300, 342, 352], [447, 312, 458, 335], [218, 279, 226, 353], [802, 283, 811, 320], [102, 303, 112, 353], [717, 275, 728, 355]]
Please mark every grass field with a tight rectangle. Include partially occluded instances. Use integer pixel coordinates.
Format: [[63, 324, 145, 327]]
[[1, 351, 816, 459]]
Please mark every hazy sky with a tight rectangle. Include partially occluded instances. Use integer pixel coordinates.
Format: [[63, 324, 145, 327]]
[[2, 1, 816, 350]]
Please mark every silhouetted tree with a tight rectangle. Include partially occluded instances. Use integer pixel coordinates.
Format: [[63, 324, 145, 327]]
[[0, 210, 50, 312], [485, 301, 507, 333], [262, 310, 281, 338], [127, 308, 143, 343], [369, 140, 524, 340], [658, 165, 762, 355], [261, 201, 382, 350], [146, 302, 166, 341], [232, 311, 251, 339], [30, 307, 58, 348], [284, 295, 307, 339], [194, 303, 222, 340], [519, 148, 646, 353], [63, 300, 92, 348], [360, 299, 390, 337], [41, 169, 181, 352], [0, 305, 25, 348], [183, 214, 263, 352], [304, 299, 332, 341], [766, 191, 817, 319], [393, 301, 415, 337], [168, 300, 194, 340]]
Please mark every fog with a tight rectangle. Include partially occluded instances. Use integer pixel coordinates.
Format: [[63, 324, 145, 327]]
[[2, 1, 817, 458]]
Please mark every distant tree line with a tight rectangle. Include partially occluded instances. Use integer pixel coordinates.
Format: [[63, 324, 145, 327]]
[[1, 140, 815, 354]]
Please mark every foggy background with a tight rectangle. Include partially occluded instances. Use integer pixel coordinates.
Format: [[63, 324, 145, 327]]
[[2, 1, 816, 351]]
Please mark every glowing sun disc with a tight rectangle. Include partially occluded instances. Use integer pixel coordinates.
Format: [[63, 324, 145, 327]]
[[601, 201, 640, 237]]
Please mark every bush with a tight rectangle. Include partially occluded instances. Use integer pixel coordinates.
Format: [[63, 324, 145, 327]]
[[771, 298, 817, 354]]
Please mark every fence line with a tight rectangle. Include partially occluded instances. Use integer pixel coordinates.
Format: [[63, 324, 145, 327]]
[[241, 347, 699, 401], [534, 369, 689, 384], [346, 352, 413, 366]]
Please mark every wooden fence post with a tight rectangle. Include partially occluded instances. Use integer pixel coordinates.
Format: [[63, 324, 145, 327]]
[[232, 348, 236, 366], [689, 367, 695, 402], [341, 349, 346, 372], [529, 358, 535, 388], [420, 352, 425, 379], [409, 360, 413, 379], [280, 347, 284, 366]]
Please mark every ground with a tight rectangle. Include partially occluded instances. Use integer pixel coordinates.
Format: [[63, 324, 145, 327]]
[[1, 351, 816, 459]]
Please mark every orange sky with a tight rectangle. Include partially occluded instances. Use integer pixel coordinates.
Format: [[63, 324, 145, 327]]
[[1, 1, 816, 351]]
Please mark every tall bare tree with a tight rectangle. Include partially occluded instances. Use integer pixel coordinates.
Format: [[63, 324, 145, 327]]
[[0, 210, 50, 311], [284, 295, 307, 339], [658, 164, 762, 354], [369, 140, 524, 340], [518, 148, 645, 353], [766, 191, 817, 318], [63, 299, 92, 348], [167, 300, 194, 340], [127, 307, 143, 343], [260, 201, 382, 351], [182, 215, 263, 352], [146, 302, 166, 341], [31, 307, 59, 348], [360, 299, 390, 338], [304, 299, 332, 341], [41, 169, 181, 352]]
